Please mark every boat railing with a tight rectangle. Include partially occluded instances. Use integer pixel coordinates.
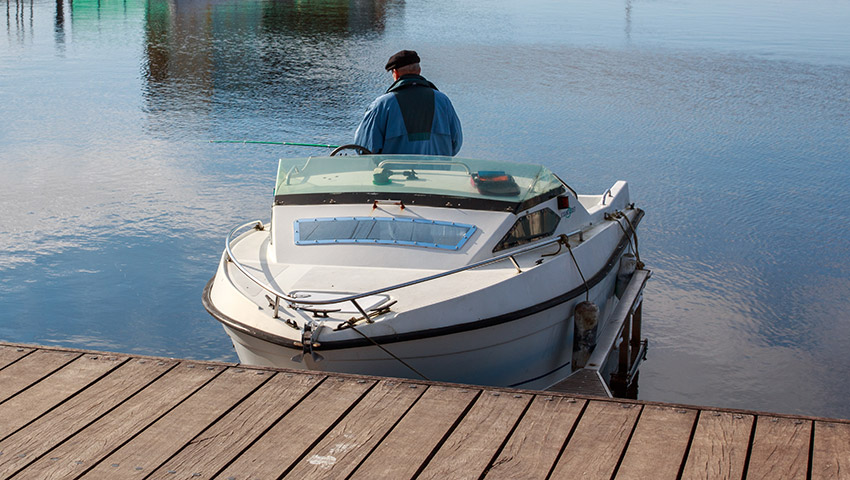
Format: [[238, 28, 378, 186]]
[[224, 220, 577, 320]]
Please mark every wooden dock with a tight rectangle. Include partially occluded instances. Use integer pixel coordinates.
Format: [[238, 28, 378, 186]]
[[1, 342, 848, 479]]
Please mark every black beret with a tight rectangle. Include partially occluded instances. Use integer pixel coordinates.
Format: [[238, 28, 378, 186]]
[[385, 50, 420, 71]]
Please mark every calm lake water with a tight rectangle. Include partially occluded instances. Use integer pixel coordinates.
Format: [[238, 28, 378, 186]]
[[2, 0, 849, 418]]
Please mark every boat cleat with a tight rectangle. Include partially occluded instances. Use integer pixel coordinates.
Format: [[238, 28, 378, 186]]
[[291, 321, 324, 363]]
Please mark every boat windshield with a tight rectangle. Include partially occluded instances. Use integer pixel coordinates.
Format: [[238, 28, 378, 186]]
[[274, 155, 565, 211]]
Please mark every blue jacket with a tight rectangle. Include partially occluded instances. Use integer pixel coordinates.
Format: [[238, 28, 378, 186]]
[[354, 75, 462, 156]]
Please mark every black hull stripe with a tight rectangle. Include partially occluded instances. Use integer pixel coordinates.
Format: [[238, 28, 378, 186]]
[[204, 209, 644, 351]]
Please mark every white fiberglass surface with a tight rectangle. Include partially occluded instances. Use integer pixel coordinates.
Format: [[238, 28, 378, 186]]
[[274, 155, 564, 203]]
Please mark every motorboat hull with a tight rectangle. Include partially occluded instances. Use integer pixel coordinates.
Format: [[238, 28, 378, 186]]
[[214, 265, 619, 390]]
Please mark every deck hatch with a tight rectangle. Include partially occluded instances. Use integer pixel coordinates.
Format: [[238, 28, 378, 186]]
[[295, 217, 476, 250]]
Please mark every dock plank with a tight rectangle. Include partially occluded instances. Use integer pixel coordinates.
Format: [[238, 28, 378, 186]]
[[147, 371, 323, 480], [0, 358, 174, 478], [680, 411, 753, 480], [615, 405, 698, 480], [0, 345, 33, 371], [215, 376, 375, 479], [485, 396, 586, 479], [82, 367, 271, 479], [0, 355, 125, 439], [283, 379, 424, 480], [349, 385, 479, 479], [549, 400, 641, 479], [746, 416, 811, 480], [417, 391, 532, 480], [23, 362, 222, 480], [811, 420, 850, 480], [0, 349, 81, 403], [1, 343, 848, 480]]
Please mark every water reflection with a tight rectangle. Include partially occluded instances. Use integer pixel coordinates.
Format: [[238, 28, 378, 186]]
[[53, 0, 65, 50], [7, 0, 31, 43], [141, 0, 398, 135]]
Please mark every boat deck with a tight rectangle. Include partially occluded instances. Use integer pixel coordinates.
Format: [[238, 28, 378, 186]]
[[1, 342, 848, 479]]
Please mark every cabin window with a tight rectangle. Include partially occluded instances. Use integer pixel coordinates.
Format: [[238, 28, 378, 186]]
[[295, 217, 476, 250], [493, 208, 560, 252]]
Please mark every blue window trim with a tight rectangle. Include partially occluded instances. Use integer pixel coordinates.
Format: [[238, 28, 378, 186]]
[[294, 216, 477, 250]]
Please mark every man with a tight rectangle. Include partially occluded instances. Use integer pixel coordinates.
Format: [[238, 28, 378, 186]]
[[354, 50, 462, 156]]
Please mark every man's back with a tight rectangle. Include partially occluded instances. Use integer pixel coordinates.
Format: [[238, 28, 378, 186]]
[[354, 50, 462, 156]]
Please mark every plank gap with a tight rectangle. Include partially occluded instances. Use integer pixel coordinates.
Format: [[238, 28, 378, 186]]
[[478, 392, 536, 480], [410, 389, 484, 479], [544, 397, 591, 480], [207, 373, 329, 479]]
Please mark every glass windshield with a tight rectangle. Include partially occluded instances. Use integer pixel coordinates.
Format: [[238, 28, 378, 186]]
[[295, 217, 476, 250], [275, 155, 565, 206]]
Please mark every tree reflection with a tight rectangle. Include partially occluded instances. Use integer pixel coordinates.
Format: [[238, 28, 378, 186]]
[[141, 0, 399, 131]]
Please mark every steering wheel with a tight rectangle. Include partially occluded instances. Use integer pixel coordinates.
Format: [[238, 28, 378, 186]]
[[330, 144, 372, 156]]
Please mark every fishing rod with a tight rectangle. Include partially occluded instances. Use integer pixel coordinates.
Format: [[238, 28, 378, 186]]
[[210, 140, 341, 149]]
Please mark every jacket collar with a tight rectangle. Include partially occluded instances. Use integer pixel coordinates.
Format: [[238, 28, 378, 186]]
[[386, 74, 439, 93]]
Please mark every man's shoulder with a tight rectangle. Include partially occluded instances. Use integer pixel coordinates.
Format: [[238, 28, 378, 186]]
[[433, 89, 452, 101], [368, 92, 399, 110], [433, 89, 457, 109]]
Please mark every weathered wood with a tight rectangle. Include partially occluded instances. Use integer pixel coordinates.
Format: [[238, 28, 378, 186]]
[[418, 390, 532, 480], [0, 349, 80, 403], [284, 379, 425, 479], [82, 367, 271, 479], [811, 420, 850, 480], [680, 411, 753, 480], [485, 396, 586, 479], [549, 400, 641, 479], [0, 345, 33, 371], [746, 416, 812, 480], [147, 371, 323, 480], [548, 369, 611, 398], [615, 405, 698, 480], [215, 376, 375, 479], [348, 385, 479, 479], [23, 362, 222, 480], [3, 343, 849, 480], [0, 354, 126, 439], [0, 358, 174, 478]]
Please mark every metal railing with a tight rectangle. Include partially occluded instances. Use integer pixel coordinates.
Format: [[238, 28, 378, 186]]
[[224, 220, 578, 321]]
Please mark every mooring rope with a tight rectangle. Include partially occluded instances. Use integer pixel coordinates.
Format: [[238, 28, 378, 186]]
[[562, 235, 590, 302], [610, 210, 643, 268], [346, 300, 431, 381]]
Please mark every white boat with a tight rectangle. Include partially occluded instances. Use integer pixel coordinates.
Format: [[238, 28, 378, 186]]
[[203, 153, 644, 391]]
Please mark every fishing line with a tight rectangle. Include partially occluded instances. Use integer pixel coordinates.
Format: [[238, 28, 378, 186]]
[[210, 140, 341, 148]]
